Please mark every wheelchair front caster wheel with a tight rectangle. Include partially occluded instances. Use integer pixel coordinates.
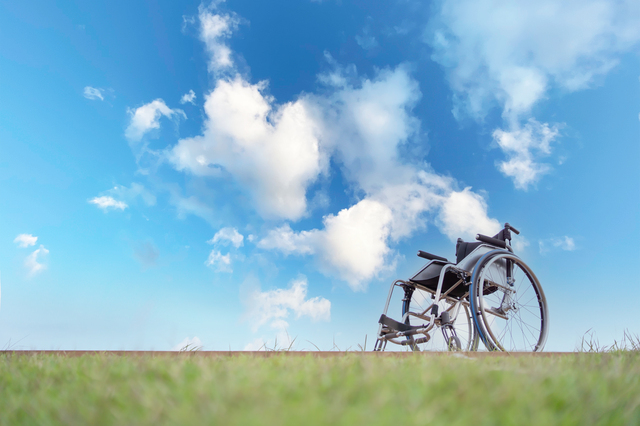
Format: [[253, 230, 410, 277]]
[[447, 335, 462, 351]]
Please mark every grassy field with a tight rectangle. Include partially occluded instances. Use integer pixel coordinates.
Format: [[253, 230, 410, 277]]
[[1, 352, 638, 425]]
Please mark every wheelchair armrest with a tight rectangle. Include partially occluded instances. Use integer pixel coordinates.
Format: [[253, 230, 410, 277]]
[[417, 250, 449, 263], [476, 234, 507, 249]]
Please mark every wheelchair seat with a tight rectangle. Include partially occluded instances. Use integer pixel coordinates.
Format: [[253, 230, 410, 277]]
[[409, 261, 468, 298]]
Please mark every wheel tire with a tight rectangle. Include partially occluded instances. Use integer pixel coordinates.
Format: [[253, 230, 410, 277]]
[[471, 253, 548, 352], [447, 335, 462, 351], [402, 286, 479, 352]]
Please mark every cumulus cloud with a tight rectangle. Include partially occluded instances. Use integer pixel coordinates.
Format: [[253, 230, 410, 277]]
[[205, 250, 232, 272], [438, 188, 501, 240], [257, 66, 501, 288], [170, 76, 326, 221], [259, 200, 393, 290], [208, 227, 244, 248], [125, 99, 185, 143], [198, 5, 240, 74], [165, 8, 501, 289], [89, 196, 128, 211], [428, 0, 640, 187], [83, 86, 104, 101], [25, 245, 49, 276], [493, 120, 560, 190], [539, 236, 577, 254], [243, 277, 331, 332], [180, 89, 196, 105], [14, 234, 38, 248]]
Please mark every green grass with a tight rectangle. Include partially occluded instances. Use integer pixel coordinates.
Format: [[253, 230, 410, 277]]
[[1, 352, 639, 425]]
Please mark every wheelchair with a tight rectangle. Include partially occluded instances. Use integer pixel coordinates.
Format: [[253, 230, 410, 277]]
[[374, 223, 548, 352]]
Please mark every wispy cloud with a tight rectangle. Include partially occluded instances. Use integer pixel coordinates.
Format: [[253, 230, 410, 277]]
[[24, 245, 49, 276], [109, 183, 156, 207], [14, 234, 38, 248], [428, 0, 640, 188], [255, 65, 499, 289], [180, 89, 196, 105], [89, 196, 128, 211], [243, 277, 331, 332], [83, 86, 104, 101], [493, 120, 561, 190], [356, 19, 378, 51], [205, 250, 232, 272], [125, 99, 185, 143], [198, 4, 240, 74], [539, 236, 577, 254], [168, 9, 502, 289], [208, 227, 244, 248]]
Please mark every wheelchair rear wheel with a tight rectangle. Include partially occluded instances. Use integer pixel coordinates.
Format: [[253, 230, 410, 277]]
[[402, 286, 479, 351], [471, 253, 548, 352]]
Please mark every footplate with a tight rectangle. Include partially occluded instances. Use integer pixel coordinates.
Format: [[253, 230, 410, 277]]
[[378, 314, 424, 333]]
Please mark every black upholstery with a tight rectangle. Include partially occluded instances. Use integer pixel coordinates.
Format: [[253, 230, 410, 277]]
[[409, 261, 468, 298], [456, 241, 482, 264]]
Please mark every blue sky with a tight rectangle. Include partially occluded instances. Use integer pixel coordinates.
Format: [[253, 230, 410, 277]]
[[1, 0, 638, 351]]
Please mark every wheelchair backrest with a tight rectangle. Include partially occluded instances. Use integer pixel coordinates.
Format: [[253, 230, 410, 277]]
[[455, 244, 502, 273]]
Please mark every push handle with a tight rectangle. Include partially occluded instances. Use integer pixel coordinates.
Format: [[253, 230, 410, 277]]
[[505, 223, 520, 235], [476, 234, 507, 249], [417, 250, 449, 262]]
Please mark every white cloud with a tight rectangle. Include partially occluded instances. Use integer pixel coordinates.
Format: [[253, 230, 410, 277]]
[[511, 235, 530, 253], [166, 9, 501, 289], [89, 196, 128, 211], [83, 86, 104, 101], [259, 224, 319, 256], [25, 245, 49, 276], [356, 33, 378, 50], [258, 185, 500, 290], [428, 0, 640, 187], [257, 66, 501, 288], [259, 199, 393, 290], [172, 336, 203, 351], [539, 236, 576, 254], [180, 89, 196, 105], [170, 76, 326, 221], [205, 250, 232, 272], [166, 187, 217, 225], [14, 234, 38, 248], [208, 227, 244, 248], [110, 182, 157, 206], [125, 99, 185, 143], [243, 277, 331, 332], [356, 17, 378, 51], [198, 6, 240, 74], [493, 119, 560, 190], [438, 188, 501, 241]]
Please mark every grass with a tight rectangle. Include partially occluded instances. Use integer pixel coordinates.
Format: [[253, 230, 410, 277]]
[[578, 329, 640, 353], [0, 352, 639, 425]]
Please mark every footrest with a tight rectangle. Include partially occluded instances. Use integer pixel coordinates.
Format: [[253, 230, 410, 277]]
[[378, 314, 423, 333]]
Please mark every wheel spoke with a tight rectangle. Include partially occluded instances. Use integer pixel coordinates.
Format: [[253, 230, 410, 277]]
[[476, 254, 547, 352]]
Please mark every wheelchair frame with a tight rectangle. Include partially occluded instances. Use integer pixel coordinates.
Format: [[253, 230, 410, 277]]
[[374, 223, 549, 352]]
